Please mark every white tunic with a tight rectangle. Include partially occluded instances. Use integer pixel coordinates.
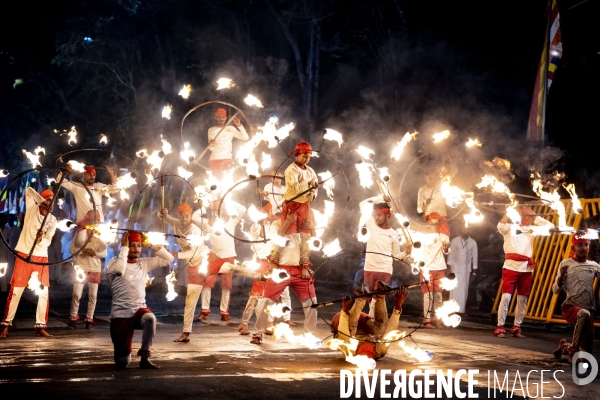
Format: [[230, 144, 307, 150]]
[[498, 216, 554, 272], [108, 246, 173, 319], [207, 125, 249, 161], [447, 235, 478, 313], [69, 229, 108, 273], [159, 213, 206, 266], [417, 184, 447, 217], [57, 171, 119, 223], [15, 188, 57, 258], [283, 162, 318, 203], [271, 219, 301, 266], [263, 182, 285, 212], [193, 202, 246, 259], [250, 221, 272, 260]]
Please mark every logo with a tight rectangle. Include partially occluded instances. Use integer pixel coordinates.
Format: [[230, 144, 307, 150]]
[[572, 351, 598, 385]]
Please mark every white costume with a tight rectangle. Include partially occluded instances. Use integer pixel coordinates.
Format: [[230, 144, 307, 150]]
[[57, 171, 119, 223], [207, 125, 249, 161], [447, 235, 478, 313]]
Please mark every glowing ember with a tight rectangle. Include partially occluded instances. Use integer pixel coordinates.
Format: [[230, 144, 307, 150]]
[[67, 160, 86, 173], [0, 169, 8, 178], [272, 323, 322, 349], [247, 204, 268, 223], [318, 171, 335, 199], [465, 138, 482, 147], [355, 162, 374, 189], [355, 145, 375, 160], [398, 341, 433, 362], [27, 272, 44, 296], [322, 238, 342, 257], [323, 129, 344, 147], [0, 263, 7, 277], [65, 126, 77, 146], [439, 275, 458, 291], [166, 271, 178, 301], [269, 268, 290, 283], [162, 104, 172, 119], [562, 183, 582, 214], [435, 300, 461, 327], [145, 231, 167, 246], [391, 132, 418, 161], [74, 265, 86, 283], [178, 84, 192, 99], [266, 303, 291, 318], [180, 141, 195, 164], [216, 78, 235, 90], [432, 129, 450, 143], [261, 152, 272, 171], [177, 166, 193, 180], [244, 94, 264, 108], [56, 219, 75, 232], [99, 134, 108, 146], [308, 237, 323, 251]]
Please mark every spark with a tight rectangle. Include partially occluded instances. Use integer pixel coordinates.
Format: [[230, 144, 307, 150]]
[[261, 152, 272, 171], [180, 141, 195, 164], [322, 238, 342, 257], [562, 183, 583, 214], [99, 134, 108, 146], [244, 94, 264, 108], [178, 84, 192, 99], [27, 272, 45, 296], [162, 104, 172, 120], [166, 271, 178, 301], [216, 78, 235, 90], [67, 160, 86, 173], [145, 231, 167, 246], [177, 166, 193, 180], [355, 145, 375, 160], [356, 162, 374, 189], [74, 265, 86, 283], [318, 171, 335, 199], [465, 138, 482, 147], [0, 263, 7, 277], [391, 132, 418, 161], [398, 341, 433, 362], [323, 129, 344, 147], [432, 130, 450, 143]]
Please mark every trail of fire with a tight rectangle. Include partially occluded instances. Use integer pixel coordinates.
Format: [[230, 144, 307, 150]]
[[391, 132, 418, 161], [216, 78, 235, 90], [323, 129, 344, 147], [244, 94, 264, 108], [178, 84, 192, 99], [432, 130, 450, 143], [162, 104, 172, 119], [465, 138, 482, 147], [531, 174, 568, 228]]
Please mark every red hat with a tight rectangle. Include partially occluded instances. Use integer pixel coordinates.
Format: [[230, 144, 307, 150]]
[[40, 189, 54, 199], [84, 165, 96, 174], [215, 108, 227, 116], [128, 231, 142, 243], [572, 234, 590, 247], [262, 202, 272, 212], [177, 203, 192, 215], [292, 141, 313, 155]]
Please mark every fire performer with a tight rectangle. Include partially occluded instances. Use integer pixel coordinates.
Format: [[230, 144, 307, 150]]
[[330, 283, 408, 361], [552, 234, 600, 363], [417, 164, 453, 238], [108, 231, 173, 369], [267, 141, 318, 273], [494, 204, 554, 338], [68, 210, 108, 329], [0, 188, 57, 338], [192, 199, 246, 321], [157, 204, 206, 343], [59, 163, 118, 223], [359, 195, 412, 316], [250, 212, 317, 344], [257, 169, 285, 213], [207, 108, 249, 179]]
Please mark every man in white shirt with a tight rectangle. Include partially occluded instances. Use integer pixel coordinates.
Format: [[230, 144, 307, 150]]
[[258, 169, 285, 214], [207, 108, 249, 179], [108, 231, 173, 369], [447, 225, 478, 313], [0, 188, 57, 338], [494, 204, 554, 338]]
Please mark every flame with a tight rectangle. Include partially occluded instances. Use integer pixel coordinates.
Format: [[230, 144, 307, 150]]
[[463, 196, 484, 227], [312, 200, 335, 233], [74, 265, 86, 283], [356, 145, 375, 160], [161, 135, 173, 154], [322, 238, 342, 257], [261, 152, 272, 171], [357, 227, 370, 243], [166, 271, 178, 301], [439, 177, 466, 208], [67, 160, 86, 173], [180, 141, 196, 165], [115, 173, 137, 190], [323, 129, 344, 147], [269, 268, 290, 283], [106, 195, 118, 207], [532, 176, 567, 228], [243, 258, 262, 271], [247, 204, 268, 222], [326, 338, 377, 369], [64, 126, 77, 146], [99, 134, 108, 146], [177, 166, 193, 180], [47, 176, 56, 185], [136, 149, 148, 158], [582, 230, 599, 240], [145, 171, 155, 186], [318, 171, 335, 199], [272, 322, 322, 349], [484, 157, 511, 170], [476, 174, 509, 193], [145, 231, 167, 246], [22, 149, 43, 168], [266, 303, 291, 318], [186, 234, 208, 247], [435, 300, 462, 327], [0, 263, 7, 277], [439, 275, 458, 291], [56, 219, 75, 232], [216, 78, 235, 90], [91, 220, 119, 243], [178, 84, 192, 99], [355, 162, 373, 189], [562, 183, 582, 214], [383, 329, 406, 342], [27, 272, 44, 296], [212, 217, 225, 235], [274, 123, 294, 144], [198, 247, 210, 275], [244, 94, 264, 108], [432, 130, 450, 143], [245, 154, 260, 177], [391, 132, 418, 161], [162, 104, 172, 119], [308, 237, 323, 251], [0, 169, 8, 178], [465, 138, 482, 147], [398, 341, 433, 362]]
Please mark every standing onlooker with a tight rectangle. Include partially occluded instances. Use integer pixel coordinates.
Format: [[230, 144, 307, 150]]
[[447, 225, 478, 313]]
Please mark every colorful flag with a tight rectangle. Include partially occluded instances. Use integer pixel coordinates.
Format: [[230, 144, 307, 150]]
[[526, 0, 562, 141]]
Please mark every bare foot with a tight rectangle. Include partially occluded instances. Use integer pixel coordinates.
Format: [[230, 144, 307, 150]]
[[173, 333, 190, 343], [0, 326, 8, 338], [36, 328, 52, 337]]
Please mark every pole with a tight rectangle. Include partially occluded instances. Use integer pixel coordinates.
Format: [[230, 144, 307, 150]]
[[161, 174, 165, 233]]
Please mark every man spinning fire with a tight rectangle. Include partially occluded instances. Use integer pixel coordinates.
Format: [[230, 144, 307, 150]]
[[207, 108, 249, 179]]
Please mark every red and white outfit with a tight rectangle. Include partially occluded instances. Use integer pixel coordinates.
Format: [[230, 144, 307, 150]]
[[418, 231, 449, 321], [160, 212, 205, 334], [263, 182, 285, 213], [2, 188, 57, 330], [207, 124, 249, 178], [496, 217, 554, 332], [417, 183, 450, 237], [69, 227, 108, 324], [108, 245, 173, 366], [57, 171, 119, 223], [193, 201, 246, 318]]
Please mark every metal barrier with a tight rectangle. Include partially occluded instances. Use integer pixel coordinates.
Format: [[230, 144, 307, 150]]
[[492, 198, 600, 328]]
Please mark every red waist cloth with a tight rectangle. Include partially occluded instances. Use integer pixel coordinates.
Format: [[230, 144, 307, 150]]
[[425, 213, 450, 237], [505, 253, 536, 269]]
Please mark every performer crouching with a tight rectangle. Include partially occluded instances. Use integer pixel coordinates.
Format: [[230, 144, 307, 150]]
[[108, 231, 174, 369]]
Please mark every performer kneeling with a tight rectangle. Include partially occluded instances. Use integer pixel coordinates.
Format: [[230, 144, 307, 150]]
[[108, 232, 174, 369]]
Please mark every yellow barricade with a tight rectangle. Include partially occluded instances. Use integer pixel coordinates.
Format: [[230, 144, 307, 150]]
[[492, 198, 600, 328]]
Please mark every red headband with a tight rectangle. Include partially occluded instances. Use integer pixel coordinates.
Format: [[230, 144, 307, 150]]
[[84, 165, 96, 174], [215, 108, 227, 116], [572, 235, 590, 247], [374, 205, 391, 215], [128, 231, 142, 243], [40, 189, 54, 199], [262, 203, 272, 212]]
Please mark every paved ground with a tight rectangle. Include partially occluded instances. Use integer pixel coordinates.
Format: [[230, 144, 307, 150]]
[[1, 282, 599, 399]]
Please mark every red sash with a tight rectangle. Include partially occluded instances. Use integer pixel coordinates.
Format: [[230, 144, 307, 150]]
[[505, 253, 536, 269]]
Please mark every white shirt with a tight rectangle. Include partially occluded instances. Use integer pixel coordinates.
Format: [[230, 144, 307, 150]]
[[15, 188, 57, 258], [69, 229, 108, 273], [498, 216, 554, 272], [159, 213, 205, 266], [421, 233, 449, 271], [250, 221, 272, 260], [193, 202, 246, 259], [208, 125, 249, 161], [417, 184, 447, 217], [271, 219, 301, 266], [57, 171, 119, 223], [552, 258, 600, 310], [263, 182, 285, 212], [108, 246, 173, 319], [446, 236, 478, 274], [284, 162, 318, 203]]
